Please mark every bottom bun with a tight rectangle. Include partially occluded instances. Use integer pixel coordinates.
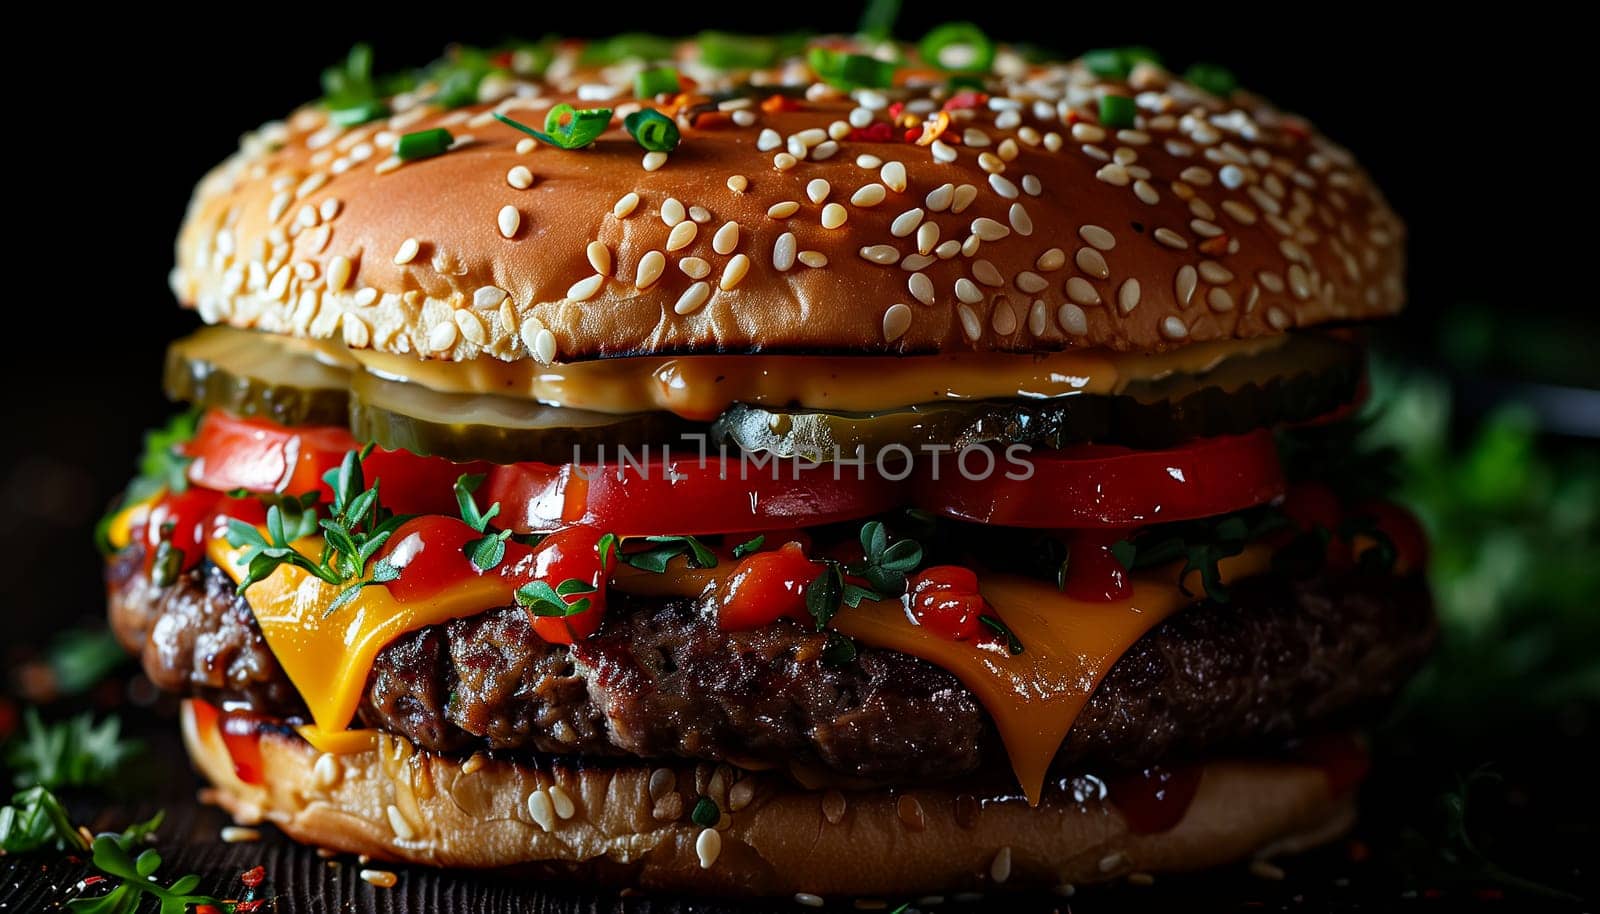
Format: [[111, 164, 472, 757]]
[[183, 701, 1355, 897]]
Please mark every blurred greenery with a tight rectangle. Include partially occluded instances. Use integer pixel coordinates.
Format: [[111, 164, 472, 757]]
[[1365, 358, 1600, 734]]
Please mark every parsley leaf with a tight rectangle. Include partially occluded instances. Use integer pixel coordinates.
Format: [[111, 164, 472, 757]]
[[1110, 508, 1286, 603], [515, 578, 598, 616], [453, 474, 513, 571], [804, 564, 844, 630], [624, 535, 719, 573], [7, 711, 140, 790], [67, 834, 219, 914], [96, 410, 200, 556], [850, 520, 923, 594], [0, 785, 86, 853], [731, 534, 765, 559]]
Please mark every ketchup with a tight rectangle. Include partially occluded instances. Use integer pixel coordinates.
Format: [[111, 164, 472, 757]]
[[190, 700, 265, 786], [131, 489, 264, 578], [1106, 764, 1203, 834], [718, 542, 820, 630]]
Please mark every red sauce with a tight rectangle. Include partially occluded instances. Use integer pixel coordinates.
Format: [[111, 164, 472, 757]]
[[190, 700, 265, 786], [718, 542, 819, 630], [132, 490, 263, 576], [1059, 529, 1133, 602], [1106, 764, 1203, 834]]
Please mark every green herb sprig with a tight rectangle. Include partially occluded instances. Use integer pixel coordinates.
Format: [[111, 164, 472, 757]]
[[67, 833, 220, 914], [494, 107, 612, 150], [7, 711, 140, 791], [804, 521, 924, 630], [515, 578, 599, 617], [1108, 509, 1286, 603], [623, 535, 718, 573], [454, 474, 513, 571]]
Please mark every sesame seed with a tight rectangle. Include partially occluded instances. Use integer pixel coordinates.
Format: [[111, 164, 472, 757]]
[[679, 258, 711, 279], [720, 254, 751, 290], [795, 892, 826, 907], [1065, 277, 1101, 306], [428, 321, 458, 353], [901, 253, 936, 271], [1199, 261, 1235, 284], [635, 251, 666, 289], [798, 250, 828, 267], [1128, 872, 1156, 887], [828, 120, 851, 140], [962, 234, 982, 257], [1287, 264, 1313, 299], [1268, 306, 1292, 329], [732, 110, 756, 127], [728, 778, 755, 812], [916, 222, 940, 255], [1154, 228, 1189, 250], [516, 138, 536, 154], [989, 174, 1019, 199], [850, 183, 887, 207], [997, 137, 1019, 161], [1099, 852, 1125, 873], [990, 847, 1013, 884], [1037, 248, 1067, 271], [642, 151, 668, 171], [1220, 164, 1247, 189], [549, 784, 576, 820], [661, 197, 686, 226], [326, 255, 353, 292], [951, 184, 979, 214], [613, 192, 641, 218], [812, 140, 840, 161], [806, 179, 831, 204], [220, 826, 260, 843], [713, 222, 740, 255], [393, 238, 420, 264], [1022, 174, 1042, 196], [856, 154, 883, 169], [758, 129, 781, 151], [935, 240, 962, 259], [859, 245, 899, 265], [954, 278, 983, 304], [360, 869, 398, 888], [909, 272, 935, 305], [1176, 265, 1199, 305], [881, 161, 908, 192], [313, 752, 342, 788], [1161, 316, 1190, 340], [1134, 180, 1160, 205], [1095, 163, 1131, 186], [497, 205, 521, 238], [882, 303, 913, 341], [1028, 299, 1049, 336], [957, 304, 983, 340], [587, 241, 612, 275], [473, 286, 507, 309], [1075, 247, 1110, 279], [978, 152, 1006, 175], [507, 165, 534, 189], [353, 287, 378, 307], [926, 184, 955, 212], [1058, 302, 1088, 335], [461, 753, 486, 776], [931, 140, 957, 163], [821, 203, 848, 229], [1118, 278, 1142, 313], [456, 310, 488, 345], [773, 233, 798, 271], [972, 259, 1004, 287], [1208, 287, 1235, 311], [773, 152, 798, 171], [767, 201, 800, 219], [890, 208, 924, 238], [1079, 225, 1116, 251], [1009, 204, 1034, 236], [666, 220, 699, 252], [1250, 860, 1287, 881], [971, 217, 1009, 242], [726, 174, 749, 193], [695, 827, 722, 868], [1071, 123, 1106, 143], [387, 805, 416, 840], [1016, 271, 1048, 294], [992, 298, 1018, 334], [674, 281, 711, 315], [1221, 199, 1257, 224], [1191, 218, 1224, 238]]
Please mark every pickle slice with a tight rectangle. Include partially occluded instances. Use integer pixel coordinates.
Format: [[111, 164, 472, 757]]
[[164, 326, 351, 426], [350, 371, 693, 464], [713, 334, 1362, 459]]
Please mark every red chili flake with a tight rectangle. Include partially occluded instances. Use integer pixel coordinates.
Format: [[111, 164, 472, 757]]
[[887, 102, 905, 120], [1063, 109, 1082, 126], [240, 866, 266, 888], [903, 128, 921, 143], [942, 91, 988, 111], [195, 906, 222, 914], [80, 876, 105, 887], [1197, 234, 1231, 256], [489, 51, 514, 70], [691, 111, 733, 130], [236, 901, 267, 913], [760, 94, 801, 113], [848, 122, 895, 143]]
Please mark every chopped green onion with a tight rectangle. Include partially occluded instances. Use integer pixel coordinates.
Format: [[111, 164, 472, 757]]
[[690, 797, 720, 827], [919, 22, 995, 74], [1098, 94, 1137, 129], [624, 109, 680, 152], [580, 33, 676, 65], [807, 47, 896, 90], [1083, 45, 1164, 80], [508, 39, 556, 77], [321, 43, 376, 107], [857, 0, 903, 41], [697, 31, 779, 69], [329, 100, 389, 127], [395, 128, 453, 161], [1184, 62, 1238, 97], [634, 66, 681, 99], [493, 106, 612, 150]]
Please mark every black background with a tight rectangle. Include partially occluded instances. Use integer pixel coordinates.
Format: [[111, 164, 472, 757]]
[[1, 5, 1578, 641]]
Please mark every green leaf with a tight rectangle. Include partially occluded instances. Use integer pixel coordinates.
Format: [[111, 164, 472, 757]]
[[44, 629, 128, 697], [0, 785, 87, 853], [805, 564, 844, 630], [731, 534, 765, 559], [979, 615, 1025, 655], [464, 529, 513, 572], [626, 535, 719, 573], [516, 579, 594, 616], [597, 532, 619, 569], [68, 834, 219, 914], [841, 582, 885, 608], [821, 633, 858, 666], [8, 710, 141, 790]]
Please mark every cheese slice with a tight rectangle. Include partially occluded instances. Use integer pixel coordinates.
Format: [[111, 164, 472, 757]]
[[832, 547, 1271, 805], [205, 535, 1267, 797]]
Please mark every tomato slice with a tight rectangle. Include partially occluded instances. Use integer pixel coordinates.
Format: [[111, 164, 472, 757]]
[[914, 431, 1285, 528], [482, 456, 902, 536], [184, 411, 479, 517]]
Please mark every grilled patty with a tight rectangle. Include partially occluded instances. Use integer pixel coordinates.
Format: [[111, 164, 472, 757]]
[[107, 547, 1433, 785]]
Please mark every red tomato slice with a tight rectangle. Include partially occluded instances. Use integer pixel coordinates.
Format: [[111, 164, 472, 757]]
[[184, 411, 480, 517], [914, 431, 1285, 528], [482, 456, 902, 536]]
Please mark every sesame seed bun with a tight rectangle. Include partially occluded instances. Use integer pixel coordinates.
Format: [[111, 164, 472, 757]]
[[173, 41, 1404, 363], [184, 706, 1355, 897]]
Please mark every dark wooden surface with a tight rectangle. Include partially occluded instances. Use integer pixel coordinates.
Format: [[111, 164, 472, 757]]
[[3, 714, 1594, 912]]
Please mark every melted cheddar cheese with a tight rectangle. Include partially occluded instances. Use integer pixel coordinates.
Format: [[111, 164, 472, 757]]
[[186, 530, 1268, 805]]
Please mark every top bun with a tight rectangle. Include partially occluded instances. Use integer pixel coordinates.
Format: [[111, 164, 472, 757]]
[[173, 37, 1405, 363]]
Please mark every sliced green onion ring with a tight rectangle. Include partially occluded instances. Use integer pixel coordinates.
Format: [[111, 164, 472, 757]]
[[697, 32, 779, 69], [634, 66, 681, 99], [807, 47, 896, 90], [919, 22, 995, 74], [624, 109, 681, 152], [494, 106, 613, 150], [1184, 62, 1238, 97], [1098, 94, 1137, 129], [329, 100, 389, 127], [395, 128, 453, 161]]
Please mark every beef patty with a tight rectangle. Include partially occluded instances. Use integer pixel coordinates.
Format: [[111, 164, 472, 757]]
[[107, 547, 1433, 785]]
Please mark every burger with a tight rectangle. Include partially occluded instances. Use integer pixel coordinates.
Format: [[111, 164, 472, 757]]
[[101, 30, 1434, 898]]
